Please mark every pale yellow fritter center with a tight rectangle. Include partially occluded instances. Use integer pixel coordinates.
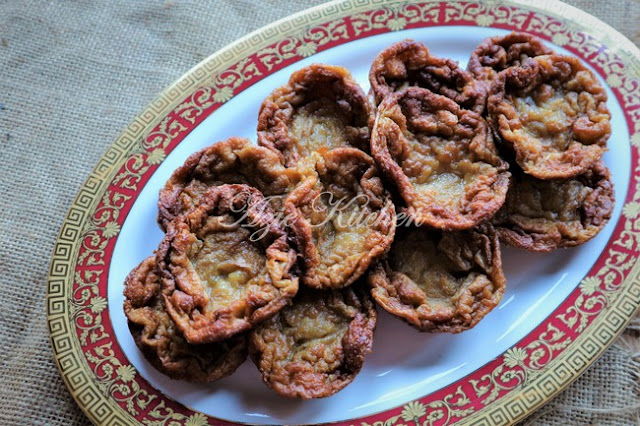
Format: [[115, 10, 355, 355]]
[[289, 99, 351, 158], [189, 217, 267, 312]]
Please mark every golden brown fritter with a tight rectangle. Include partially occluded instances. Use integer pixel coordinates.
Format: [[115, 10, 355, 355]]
[[157, 184, 298, 344], [249, 285, 376, 399], [369, 39, 486, 114], [257, 64, 373, 167], [494, 161, 614, 252], [371, 86, 510, 230], [468, 32, 553, 88], [284, 148, 396, 289], [487, 54, 611, 179], [123, 256, 248, 382], [368, 223, 505, 333], [158, 137, 300, 230]]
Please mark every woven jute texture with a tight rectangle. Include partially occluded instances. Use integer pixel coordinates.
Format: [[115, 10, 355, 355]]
[[0, 1, 638, 425]]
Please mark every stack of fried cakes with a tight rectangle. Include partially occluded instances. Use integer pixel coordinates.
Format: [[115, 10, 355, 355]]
[[123, 32, 614, 399]]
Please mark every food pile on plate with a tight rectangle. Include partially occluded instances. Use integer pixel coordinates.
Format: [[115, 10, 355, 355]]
[[123, 32, 614, 399]]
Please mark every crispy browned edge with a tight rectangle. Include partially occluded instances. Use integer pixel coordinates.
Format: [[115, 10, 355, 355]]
[[487, 54, 611, 179], [495, 161, 614, 252], [157, 137, 293, 230], [468, 31, 553, 87], [248, 285, 377, 399], [368, 223, 506, 333], [371, 86, 510, 230], [284, 147, 396, 289], [369, 39, 486, 114], [158, 137, 249, 230], [123, 256, 248, 382], [256, 63, 374, 167], [157, 184, 298, 344]]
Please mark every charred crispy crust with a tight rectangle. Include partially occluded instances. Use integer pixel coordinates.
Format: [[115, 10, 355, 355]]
[[468, 32, 553, 87], [123, 256, 248, 382], [257, 64, 374, 167], [284, 148, 396, 289], [158, 137, 298, 230], [494, 161, 614, 252], [249, 285, 377, 399], [371, 86, 510, 230], [487, 54, 611, 179], [157, 184, 299, 344], [368, 223, 505, 333], [369, 39, 486, 114]]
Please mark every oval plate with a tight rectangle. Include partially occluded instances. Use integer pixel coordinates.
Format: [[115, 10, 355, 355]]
[[47, 0, 640, 424]]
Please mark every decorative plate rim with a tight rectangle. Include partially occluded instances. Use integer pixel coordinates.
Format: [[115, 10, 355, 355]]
[[47, 0, 640, 425]]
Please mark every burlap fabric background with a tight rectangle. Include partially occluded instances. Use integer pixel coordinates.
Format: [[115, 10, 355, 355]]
[[0, 1, 638, 424]]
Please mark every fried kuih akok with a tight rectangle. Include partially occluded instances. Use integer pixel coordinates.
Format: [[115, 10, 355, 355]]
[[257, 64, 373, 167], [371, 86, 510, 230], [369, 39, 486, 114], [285, 148, 396, 289], [468, 32, 553, 88], [488, 54, 611, 179], [158, 137, 298, 230], [123, 256, 247, 382], [494, 161, 614, 252], [157, 184, 298, 344], [249, 285, 377, 399], [368, 223, 505, 333], [124, 40, 616, 393]]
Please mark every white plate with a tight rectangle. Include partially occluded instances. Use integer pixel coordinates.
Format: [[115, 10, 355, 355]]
[[107, 26, 629, 425]]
